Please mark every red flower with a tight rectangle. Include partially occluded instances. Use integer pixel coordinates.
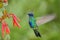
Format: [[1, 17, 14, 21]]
[[10, 14, 21, 28], [2, 21, 10, 38], [5, 24, 10, 34], [2, 21, 5, 38]]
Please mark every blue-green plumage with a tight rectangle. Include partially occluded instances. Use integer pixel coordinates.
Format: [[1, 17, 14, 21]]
[[29, 16, 36, 28], [28, 13, 41, 37]]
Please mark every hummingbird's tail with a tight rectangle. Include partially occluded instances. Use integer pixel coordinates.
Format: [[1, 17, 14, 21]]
[[33, 29, 41, 37]]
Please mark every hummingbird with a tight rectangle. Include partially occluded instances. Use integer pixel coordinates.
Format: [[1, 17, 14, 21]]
[[28, 12, 56, 37], [28, 13, 41, 37]]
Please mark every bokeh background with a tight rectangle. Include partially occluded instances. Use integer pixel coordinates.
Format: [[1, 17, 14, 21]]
[[0, 0, 60, 40]]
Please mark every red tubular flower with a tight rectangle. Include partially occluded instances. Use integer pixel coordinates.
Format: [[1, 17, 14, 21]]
[[13, 17, 21, 28], [11, 14, 21, 28], [2, 21, 10, 38], [2, 21, 5, 38], [5, 23, 10, 34], [12, 14, 20, 22]]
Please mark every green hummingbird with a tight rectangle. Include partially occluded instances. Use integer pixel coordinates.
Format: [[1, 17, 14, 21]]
[[28, 12, 56, 37]]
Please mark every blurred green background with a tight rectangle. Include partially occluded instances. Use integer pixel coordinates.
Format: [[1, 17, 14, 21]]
[[0, 0, 60, 40]]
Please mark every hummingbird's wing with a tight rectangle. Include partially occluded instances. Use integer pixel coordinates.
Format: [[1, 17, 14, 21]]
[[36, 14, 56, 26]]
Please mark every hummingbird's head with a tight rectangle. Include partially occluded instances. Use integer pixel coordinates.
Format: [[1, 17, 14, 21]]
[[28, 12, 34, 16]]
